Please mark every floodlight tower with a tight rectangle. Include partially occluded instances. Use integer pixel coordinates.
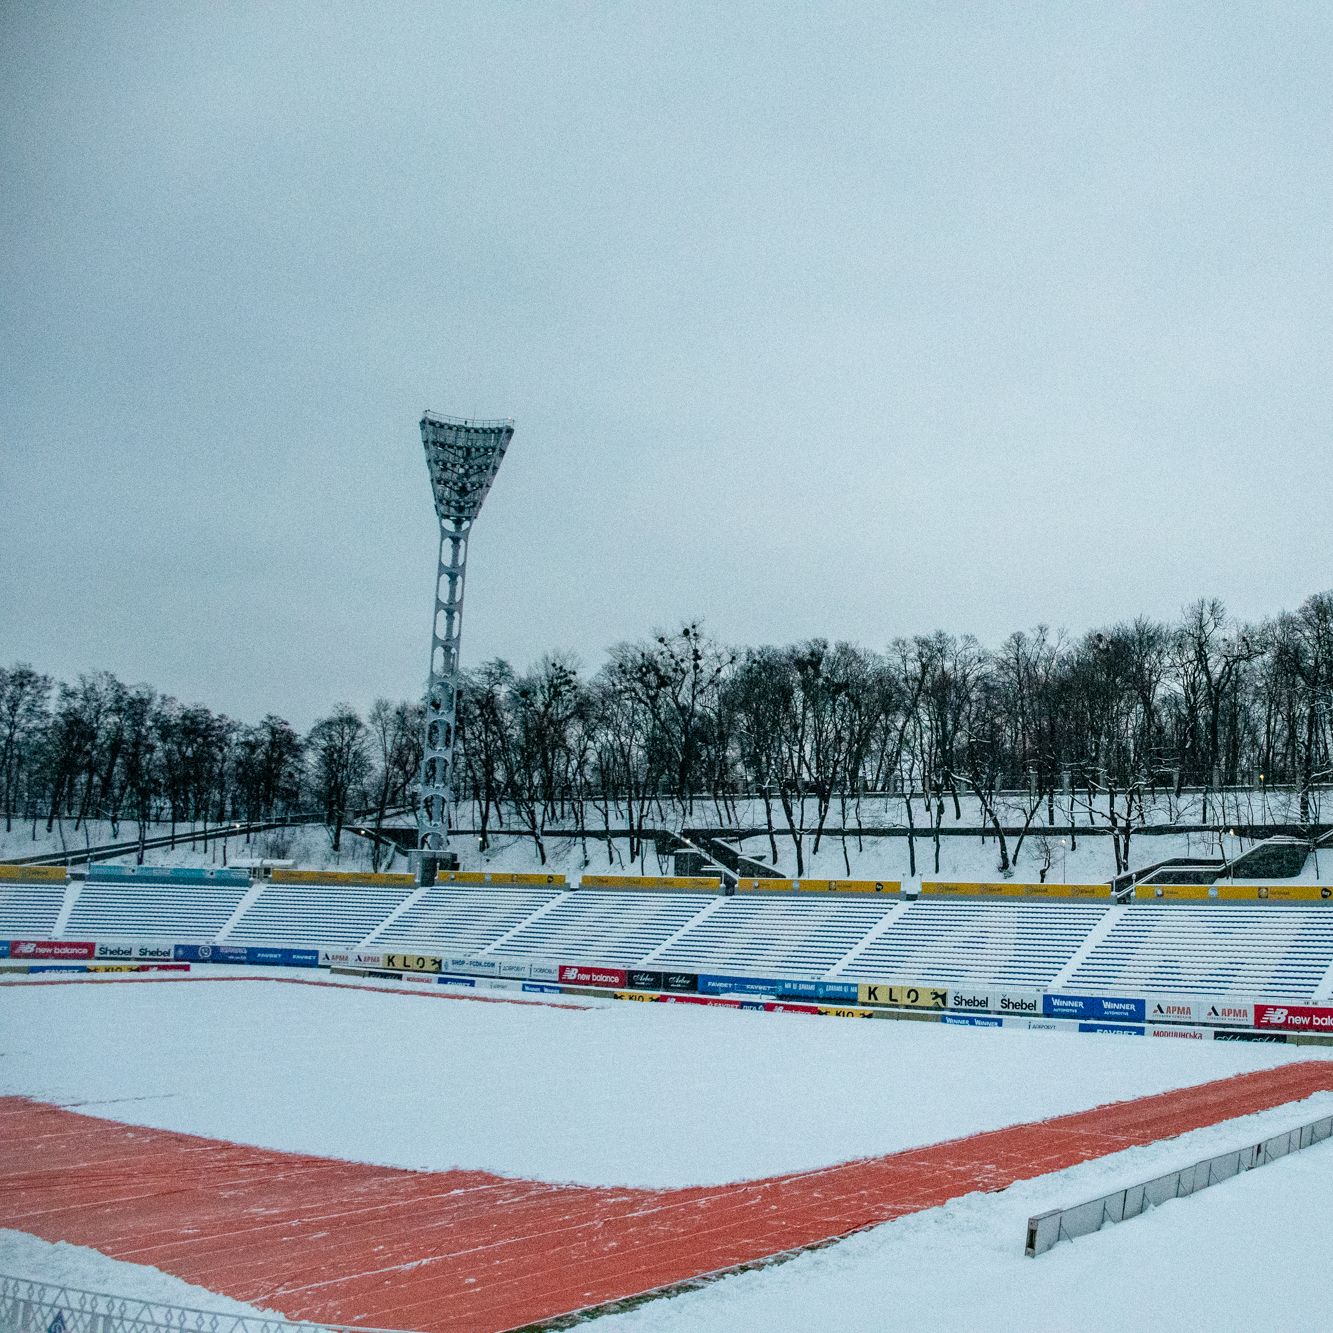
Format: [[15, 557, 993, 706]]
[[416, 411, 514, 884]]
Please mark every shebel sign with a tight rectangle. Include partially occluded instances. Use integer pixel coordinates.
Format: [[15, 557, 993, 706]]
[[1253, 1004, 1333, 1032]]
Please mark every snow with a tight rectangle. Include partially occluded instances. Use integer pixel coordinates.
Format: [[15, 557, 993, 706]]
[[0, 976, 1320, 1189], [598, 1100, 1333, 1333], [0, 1230, 276, 1320]]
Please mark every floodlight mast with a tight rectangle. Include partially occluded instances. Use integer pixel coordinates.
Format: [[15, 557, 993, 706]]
[[416, 411, 514, 885]]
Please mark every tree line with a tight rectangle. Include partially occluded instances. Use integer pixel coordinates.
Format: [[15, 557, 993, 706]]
[[0, 670, 421, 866], [3, 591, 1330, 875]]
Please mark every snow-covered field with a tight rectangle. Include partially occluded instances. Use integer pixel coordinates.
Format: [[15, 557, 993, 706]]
[[3, 974, 1331, 1330]]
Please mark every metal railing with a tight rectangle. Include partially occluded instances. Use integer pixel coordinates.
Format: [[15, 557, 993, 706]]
[[0, 1276, 414, 1333], [1025, 1111, 1333, 1256]]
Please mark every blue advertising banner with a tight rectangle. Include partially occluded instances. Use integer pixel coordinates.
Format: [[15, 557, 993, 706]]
[[438, 974, 477, 987], [775, 979, 820, 1001], [0, 941, 8, 958], [173, 944, 249, 964], [522, 982, 561, 994], [941, 1014, 1004, 1027], [1044, 994, 1146, 1022], [1078, 1022, 1145, 1036], [29, 964, 88, 974], [816, 981, 860, 1002], [698, 974, 789, 997]]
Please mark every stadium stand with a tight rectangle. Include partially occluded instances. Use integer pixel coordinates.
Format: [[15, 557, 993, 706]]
[[366, 884, 565, 956], [0, 881, 69, 938], [484, 890, 716, 966], [65, 877, 252, 941], [224, 881, 418, 948], [1057, 903, 1333, 1001], [833, 900, 1110, 989], [647, 894, 901, 978]]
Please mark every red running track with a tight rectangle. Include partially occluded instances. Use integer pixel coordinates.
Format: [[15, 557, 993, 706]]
[[5, 1064, 1333, 1332]]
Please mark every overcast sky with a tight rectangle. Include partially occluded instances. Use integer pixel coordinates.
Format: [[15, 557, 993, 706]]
[[3, 2, 1331, 727]]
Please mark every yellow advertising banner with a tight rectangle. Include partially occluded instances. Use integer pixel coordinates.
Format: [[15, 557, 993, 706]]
[[443, 871, 567, 886], [736, 878, 902, 894], [856, 982, 949, 1009], [817, 1005, 875, 1018], [580, 874, 721, 891], [0, 865, 66, 882], [614, 990, 659, 1002], [922, 880, 1110, 899], [1217, 884, 1333, 903], [1133, 884, 1212, 901], [270, 869, 414, 886], [382, 952, 442, 973]]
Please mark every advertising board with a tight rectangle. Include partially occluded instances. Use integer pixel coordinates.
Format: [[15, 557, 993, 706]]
[[1147, 1025, 1210, 1039], [383, 952, 442, 974], [173, 943, 251, 964], [1253, 1004, 1333, 1033], [318, 949, 386, 969], [523, 982, 561, 994], [9, 940, 94, 960], [1078, 1022, 1145, 1036], [697, 973, 790, 997], [558, 964, 627, 987], [942, 1014, 1004, 1027], [857, 982, 949, 1009], [628, 969, 664, 991], [529, 963, 560, 982], [1043, 994, 1146, 1022], [816, 981, 860, 1002], [579, 874, 720, 891], [818, 1005, 874, 1018]]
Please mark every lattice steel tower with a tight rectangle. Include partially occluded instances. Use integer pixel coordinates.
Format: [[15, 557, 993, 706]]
[[416, 411, 514, 883]]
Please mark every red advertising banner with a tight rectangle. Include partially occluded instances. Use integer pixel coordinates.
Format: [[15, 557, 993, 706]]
[[1253, 1004, 1333, 1032], [661, 994, 741, 1009], [558, 965, 628, 988], [9, 940, 95, 960]]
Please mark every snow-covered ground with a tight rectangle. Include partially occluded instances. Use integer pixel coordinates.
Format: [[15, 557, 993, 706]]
[[599, 1102, 1333, 1332], [0, 976, 1319, 1187], [3, 975, 1331, 1330]]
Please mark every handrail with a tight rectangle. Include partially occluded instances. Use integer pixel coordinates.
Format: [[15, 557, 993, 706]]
[[0, 1274, 416, 1333]]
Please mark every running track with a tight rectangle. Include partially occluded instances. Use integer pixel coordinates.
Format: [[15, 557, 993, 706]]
[[6, 1062, 1333, 1331]]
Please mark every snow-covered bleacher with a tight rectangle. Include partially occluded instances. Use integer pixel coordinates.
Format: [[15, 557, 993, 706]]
[[648, 894, 903, 979], [1057, 904, 1333, 1002], [833, 900, 1110, 989], [66, 875, 251, 941], [367, 884, 565, 956], [0, 881, 68, 937], [485, 890, 716, 967], [224, 880, 417, 949]]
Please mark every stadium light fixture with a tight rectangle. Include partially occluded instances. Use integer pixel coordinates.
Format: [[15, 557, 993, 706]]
[[416, 410, 515, 884]]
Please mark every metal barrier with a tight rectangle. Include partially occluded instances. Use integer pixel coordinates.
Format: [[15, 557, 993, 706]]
[[0, 1275, 411, 1333], [1025, 1111, 1333, 1256]]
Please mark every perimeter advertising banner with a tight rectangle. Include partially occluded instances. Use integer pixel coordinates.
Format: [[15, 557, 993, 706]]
[[1253, 1004, 1333, 1032], [558, 964, 627, 987], [857, 982, 949, 1009], [9, 940, 94, 960], [1043, 994, 1146, 1023]]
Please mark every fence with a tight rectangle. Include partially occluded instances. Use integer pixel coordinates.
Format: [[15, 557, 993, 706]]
[[0, 1276, 410, 1333], [1025, 1111, 1333, 1256]]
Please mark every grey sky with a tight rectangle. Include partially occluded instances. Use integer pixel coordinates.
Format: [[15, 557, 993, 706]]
[[3, 2, 1331, 728]]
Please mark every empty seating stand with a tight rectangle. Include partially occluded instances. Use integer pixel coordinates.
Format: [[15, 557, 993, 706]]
[[649, 894, 901, 979], [1058, 904, 1333, 1001], [225, 881, 417, 949], [834, 900, 1110, 989], [485, 890, 716, 967], [66, 868, 251, 940], [367, 885, 565, 957], [0, 881, 68, 938]]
